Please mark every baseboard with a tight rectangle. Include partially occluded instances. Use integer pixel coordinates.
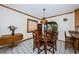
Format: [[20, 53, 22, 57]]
[[18, 37, 33, 43], [58, 40, 65, 42], [0, 37, 33, 49], [18, 38, 65, 43]]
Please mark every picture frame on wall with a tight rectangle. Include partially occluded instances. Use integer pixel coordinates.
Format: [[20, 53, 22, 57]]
[[27, 19, 38, 33]]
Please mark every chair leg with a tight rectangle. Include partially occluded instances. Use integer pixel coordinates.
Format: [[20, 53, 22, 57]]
[[44, 43, 47, 54], [38, 49, 39, 54], [74, 50, 76, 54], [65, 46, 67, 49], [38, 48, 41, 54], [65, 42, 67, 49], [55, 43, 57, 51], [52, 47, 54, 53], [73, 43, 76, 54], [33, 47, 35, 51], [33, 44, 35, 51]]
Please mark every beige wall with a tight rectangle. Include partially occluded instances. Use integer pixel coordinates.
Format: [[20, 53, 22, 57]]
[[0, 6, 75, 41], [0, 6, 38, 40], [48, 13, 75, 41]]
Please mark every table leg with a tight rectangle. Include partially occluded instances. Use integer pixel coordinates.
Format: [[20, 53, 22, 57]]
[[78, 39, 79, 51], [44, 42, 47, 54], [8, 42, 18, 48]]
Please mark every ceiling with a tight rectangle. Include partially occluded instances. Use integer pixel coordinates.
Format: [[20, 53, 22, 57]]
[[5, 4, 79, 19]]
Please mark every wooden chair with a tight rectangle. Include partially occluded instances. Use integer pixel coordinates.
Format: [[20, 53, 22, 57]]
[[51, 31, 58, 51], [65, 31, 76, 53], [32, 30, 44, 54], [44, 31, 57, 53]]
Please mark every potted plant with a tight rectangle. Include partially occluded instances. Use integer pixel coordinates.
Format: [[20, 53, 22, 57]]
[[47, 21, 58, 32]]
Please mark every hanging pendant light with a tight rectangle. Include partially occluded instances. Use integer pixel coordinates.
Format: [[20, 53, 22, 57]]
[[41, 9, 48, 24]]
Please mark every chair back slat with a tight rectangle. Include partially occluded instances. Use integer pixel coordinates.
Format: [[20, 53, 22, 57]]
[[32, 30, 44, 54]]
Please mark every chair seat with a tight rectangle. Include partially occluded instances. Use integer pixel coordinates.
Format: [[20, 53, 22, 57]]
[[65, 31, 76, 53], [66, 36, 76, 43], [47, 41, 54, 46], [35, 41, 44, 47]]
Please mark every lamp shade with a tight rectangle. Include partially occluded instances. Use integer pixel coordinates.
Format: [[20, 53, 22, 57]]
[[41, 18, 48, 24]]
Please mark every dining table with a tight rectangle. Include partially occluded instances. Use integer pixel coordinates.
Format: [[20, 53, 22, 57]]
[[69, 30, 79, 51]]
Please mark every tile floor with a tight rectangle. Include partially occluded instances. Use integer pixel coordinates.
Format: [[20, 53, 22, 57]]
[[0, 39, 78, 54]]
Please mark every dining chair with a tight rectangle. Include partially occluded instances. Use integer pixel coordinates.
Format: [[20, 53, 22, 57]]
[[51, 31, 58, 51], [64, 31, 76, 53], [32, 30, 44, 54], [44, 31, 57, 53]]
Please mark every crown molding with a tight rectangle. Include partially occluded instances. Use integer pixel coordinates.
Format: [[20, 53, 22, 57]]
[[0, 4, 40, 20], [45, 11, 73, 19], [0, 4, 75, 20]]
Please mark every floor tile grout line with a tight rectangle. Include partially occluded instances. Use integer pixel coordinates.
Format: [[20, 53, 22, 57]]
[[16, 45, 25, 54], [0, 39, 77, 54], [16, 46, 20, 54], [22, 42, 33, 54], [19, 44, 28, 54], [59, 41, 62, 54]]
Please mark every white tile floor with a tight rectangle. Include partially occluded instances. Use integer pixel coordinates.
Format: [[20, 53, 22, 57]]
[[0, 39, 78, 54]]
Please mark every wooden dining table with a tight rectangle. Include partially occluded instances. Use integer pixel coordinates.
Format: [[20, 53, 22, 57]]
[[69, 31, 79, 51]]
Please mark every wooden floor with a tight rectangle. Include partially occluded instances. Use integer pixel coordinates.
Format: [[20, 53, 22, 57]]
[[0, 39, 79, 54]]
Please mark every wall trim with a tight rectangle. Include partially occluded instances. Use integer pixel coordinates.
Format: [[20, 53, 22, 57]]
[[18, 37, 33, 43], [46, 11, 73, 19], [58, 40, 65, 42], [0, 4, 40, 20], [18, 38, 65, 43], [0, 38, 65, 49], [0, 4, 75, 20], [0, 37, 33, 49]]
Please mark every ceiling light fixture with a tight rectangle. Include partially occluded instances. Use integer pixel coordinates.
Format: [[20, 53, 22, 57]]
[[41, 8, 48, 24]]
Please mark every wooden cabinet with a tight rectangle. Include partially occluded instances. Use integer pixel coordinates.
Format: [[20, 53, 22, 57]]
[[0, 33, 23, 45], [75, 9, 79, 27]]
